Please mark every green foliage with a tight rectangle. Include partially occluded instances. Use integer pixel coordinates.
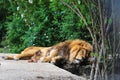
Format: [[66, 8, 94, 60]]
[[0, 0, 10, 47], [0, 0, 92, 53]]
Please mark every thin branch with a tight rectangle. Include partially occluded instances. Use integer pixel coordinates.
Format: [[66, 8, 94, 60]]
[[60, 0, 80, 19], [60, 0, 95, 41], [115, 40, 120, 53], [98, 0, 105, 42], [111, 0, 115, 79], [105, 14, 112, 36], [72, 1, 94, 40], [94, 0, 105, 80], [94, 43, 103, 80], [90, 59, 96, 80], [107, 35, 113, 54]]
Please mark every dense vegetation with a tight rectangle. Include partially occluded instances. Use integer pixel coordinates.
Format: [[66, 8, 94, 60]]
[[1, 0, 116, 80], [0, 0, 91, 53]]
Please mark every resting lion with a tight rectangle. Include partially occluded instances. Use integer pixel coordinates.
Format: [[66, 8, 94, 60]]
[[3, 39, 92, 64]]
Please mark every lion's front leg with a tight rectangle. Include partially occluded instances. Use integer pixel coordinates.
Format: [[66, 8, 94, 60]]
[[39, 56, 51, 62], [40, 49, 58, 62], [51, 56, 63, 64]]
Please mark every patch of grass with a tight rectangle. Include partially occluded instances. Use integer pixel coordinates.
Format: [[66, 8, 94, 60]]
[[0, 48, 3, 53], [0, 48, 11, 53]]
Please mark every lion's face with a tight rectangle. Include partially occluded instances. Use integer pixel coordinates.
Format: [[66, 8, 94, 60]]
[[74, 49, 91, 64], [69, 39, 92, 64]]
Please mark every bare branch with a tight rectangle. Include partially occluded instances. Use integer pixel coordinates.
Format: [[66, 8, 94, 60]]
[[60, 0, 95, 41], [105, 14, 112, 36], [94, 43, 103, 80], [94, 0, 105, 80], [60, 0, 80, 18]]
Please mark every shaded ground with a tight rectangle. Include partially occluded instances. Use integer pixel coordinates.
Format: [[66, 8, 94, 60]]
[[0, 53, 86, 80]]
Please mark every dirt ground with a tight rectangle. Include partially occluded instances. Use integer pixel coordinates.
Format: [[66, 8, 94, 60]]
[[0, 53, 86, 80]]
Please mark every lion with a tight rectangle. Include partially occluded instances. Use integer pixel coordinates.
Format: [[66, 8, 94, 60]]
[[3, 39, 92, 64], [28, 39, 92, 64]]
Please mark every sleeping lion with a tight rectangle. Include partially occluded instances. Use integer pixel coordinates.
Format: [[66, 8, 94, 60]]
[[3, 39, 92, 64]]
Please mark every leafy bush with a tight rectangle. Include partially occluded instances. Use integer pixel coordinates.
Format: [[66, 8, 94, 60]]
[[0, 0, 10, 47], [0, 0, 91, 53]]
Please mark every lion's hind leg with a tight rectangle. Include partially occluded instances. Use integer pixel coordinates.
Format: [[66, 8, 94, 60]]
[[13, 52, 34, 60], [2, 53, 31, 60]]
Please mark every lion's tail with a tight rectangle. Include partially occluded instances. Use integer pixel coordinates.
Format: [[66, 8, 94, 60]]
[[2, 55, 15, 60]]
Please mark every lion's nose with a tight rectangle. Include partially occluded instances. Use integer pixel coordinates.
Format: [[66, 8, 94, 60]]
[[74, 59, 80, 64], [74, 59, 83, 64]]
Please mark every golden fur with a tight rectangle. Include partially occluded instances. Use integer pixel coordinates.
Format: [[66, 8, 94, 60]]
[[39, 39, 92, 63], [4, 39, 92, 64]]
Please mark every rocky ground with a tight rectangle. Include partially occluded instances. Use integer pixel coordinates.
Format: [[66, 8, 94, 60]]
[[0, 53, 87, 80]]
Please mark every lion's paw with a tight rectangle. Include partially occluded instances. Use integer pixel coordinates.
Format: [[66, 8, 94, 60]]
[[13, 56, 19, 61]]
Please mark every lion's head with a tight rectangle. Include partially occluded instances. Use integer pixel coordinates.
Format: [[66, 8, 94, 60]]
[[69, 39, 92, 64]]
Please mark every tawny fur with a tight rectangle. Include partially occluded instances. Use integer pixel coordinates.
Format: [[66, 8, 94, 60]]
[[29, 39, 92, 63], [3, 39, 92, 64]]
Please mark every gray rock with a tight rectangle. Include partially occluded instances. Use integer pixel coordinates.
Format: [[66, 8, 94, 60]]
[[0, 53, 86, 80]]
